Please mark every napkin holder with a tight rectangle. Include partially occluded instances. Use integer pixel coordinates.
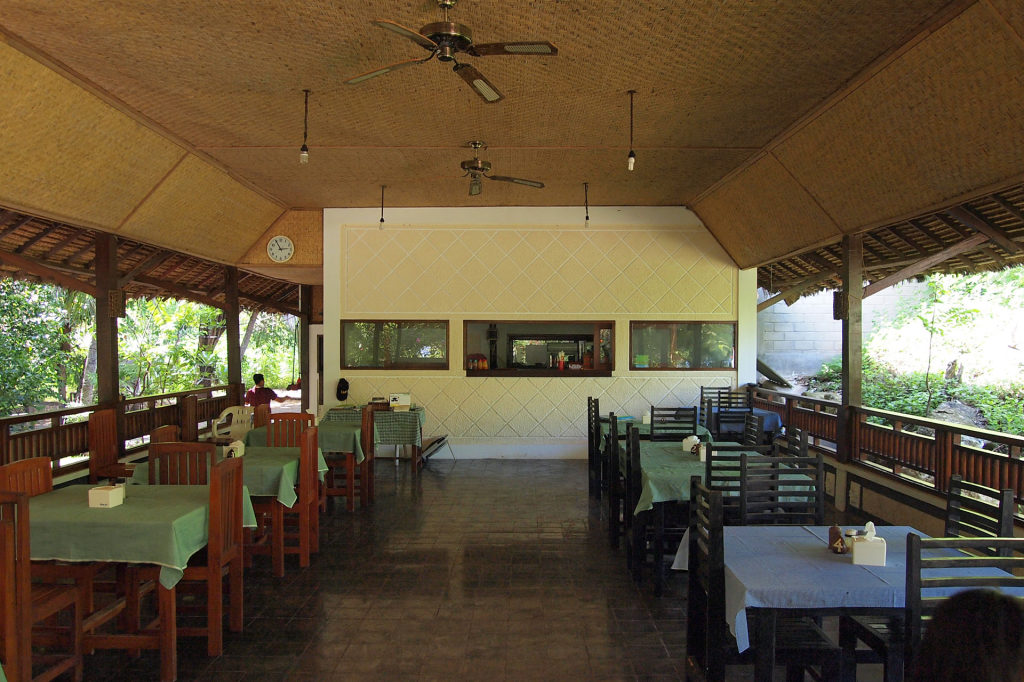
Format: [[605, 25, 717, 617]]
[[851, 522, 886, 566], [389, 392, 411, 411], [225, 440, 245, 458], [89, 484, 125, 508]]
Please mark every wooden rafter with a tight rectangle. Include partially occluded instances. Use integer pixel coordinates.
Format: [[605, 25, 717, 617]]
[[946, 205, 1021, 254], [118, 249, 171, 288], [0, 249, 96, 296], [863, 233, 989, 298]]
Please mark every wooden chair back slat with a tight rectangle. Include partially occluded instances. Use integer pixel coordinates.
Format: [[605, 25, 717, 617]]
[[253, 404, 271, 428], [208, 456, 244, 562], [149, 424, 181, 444], [739, 448, 825, 526], [88, 407, 121, 483], [705, 443, 773, 525], [944, 475, 1015, 555], [649, 405, 698, 441], [741, 413, 765, 447], [268, 413, 315, 448], [148, 441, 216, 485], [0, 492, 30, 682], [0, 457, 53, 497]]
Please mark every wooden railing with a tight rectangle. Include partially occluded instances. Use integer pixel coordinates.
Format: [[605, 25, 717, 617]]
[[0, 384, 240, 477], [751, 386, 1024, 503]]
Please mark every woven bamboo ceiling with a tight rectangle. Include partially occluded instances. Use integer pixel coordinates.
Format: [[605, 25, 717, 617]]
[[1, 0, 1023, 294]]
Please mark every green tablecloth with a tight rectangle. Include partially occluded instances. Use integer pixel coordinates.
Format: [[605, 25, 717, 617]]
[[601, 418, 711, 442], [631, 442, 708, 514], [322, 406, 427, 448], [131, 447, 328, 508], [245, 423, 364, 462], [29, 484, 256, 589]]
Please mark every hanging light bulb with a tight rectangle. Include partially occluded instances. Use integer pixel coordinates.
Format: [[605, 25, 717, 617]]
[[627, 90, 636, 171], [299, 89, 311, 164]]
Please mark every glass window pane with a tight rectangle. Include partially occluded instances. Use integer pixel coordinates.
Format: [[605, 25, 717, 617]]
[[629, 322, 735, 370], [342, 320, 448, 369]]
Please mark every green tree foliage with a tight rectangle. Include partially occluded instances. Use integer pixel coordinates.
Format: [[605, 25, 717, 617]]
[[0, 280, 68, 414]]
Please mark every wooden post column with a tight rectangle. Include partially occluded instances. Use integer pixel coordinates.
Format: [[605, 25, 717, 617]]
[[837, 234, 863, 463], [94, 234, 120, 406], [224, 266, 242, 404], [299, 284, 311, 413]]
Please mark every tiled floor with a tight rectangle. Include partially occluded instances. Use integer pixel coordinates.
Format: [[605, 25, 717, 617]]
[[82, 458, 701, 681]]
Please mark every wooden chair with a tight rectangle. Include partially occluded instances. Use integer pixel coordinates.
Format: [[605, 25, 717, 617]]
[[840, 474, 1017, 681], [148, 424, 180, 444], [587, 397, 601, 498], [147, 441, 216, 485], [685, 477, 842, 682], [176, 456, 245, 656], [649, 405, 698, 442], [267, 412, 315, 447], [251, 427, 319, 577], [903, 535, 1024, 674], [739, 448, 824, 526], [0, 457, 53, 497], [704, 443, 774, 526], [605, 414, 626, 549], [626, 425, 687, 595], [740, 413, 765, 447], [211, 405, 254, 442], [0, 491, 83, 682], [253, 403, 271, 428], [87, 407, 131, 484]]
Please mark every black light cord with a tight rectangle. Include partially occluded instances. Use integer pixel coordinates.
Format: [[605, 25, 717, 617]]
[[584, 182, 590, 225], [380, 185, 386, 228]]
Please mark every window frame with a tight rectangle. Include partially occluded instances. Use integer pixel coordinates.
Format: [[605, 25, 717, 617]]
[[340, 319, 450, 370], [628, 320, 736, 371]]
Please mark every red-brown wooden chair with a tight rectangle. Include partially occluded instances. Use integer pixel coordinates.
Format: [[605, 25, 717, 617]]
[[0, 491, 83, 682], [88, 408, 132, 484], [149, 424, 181, 444], [251, 427, 319, 577], [174, 456, 245, 656], [0, 457, 53, 497], [253, 404, 271, 429], [267, 413, 315, 447], [147, 442, 216, 485]]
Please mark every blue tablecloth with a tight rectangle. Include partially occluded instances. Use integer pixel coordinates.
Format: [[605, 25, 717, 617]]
[[710, 406, 782, 435]]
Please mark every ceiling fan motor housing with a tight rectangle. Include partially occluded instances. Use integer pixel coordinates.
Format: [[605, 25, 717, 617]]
[[460, 159, 492, 174], [420, 22, 473, 60]]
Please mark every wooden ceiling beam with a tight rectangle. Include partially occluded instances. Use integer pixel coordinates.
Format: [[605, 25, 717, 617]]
[[946, 205, 1021, 254], [863, 233, 989, 298], [119, 249, 172, 288], [992, 194, 1024, 226], [0, 249, 97, 297], [758, 270, 838, 311], [41, 230, 84, 260], [908, 218, 947, 249], [0, 215, 33, 240], [14, 224, 58, 254], [62, 241, 94, 265], [133, 274, 223, 309]]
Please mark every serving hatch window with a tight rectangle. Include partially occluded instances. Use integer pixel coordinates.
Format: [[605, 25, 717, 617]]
[[629, 322, 735, 370], [342, 320, 448, 369]]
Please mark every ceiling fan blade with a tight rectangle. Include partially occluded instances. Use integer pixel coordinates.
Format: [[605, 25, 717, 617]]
[[345, 58, 425, 85], [452, 63, 504, 103], [488, 176, 545, 189], [370, 19, 438, 50], [469, 41, 558, 57]]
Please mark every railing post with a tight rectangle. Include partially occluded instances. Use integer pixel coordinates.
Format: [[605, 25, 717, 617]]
[[935, 426, 953, 493], [0, 423, 8, 465], [178, 394, 198, 441]]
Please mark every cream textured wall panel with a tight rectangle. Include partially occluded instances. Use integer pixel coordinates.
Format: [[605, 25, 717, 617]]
[[775, 3, 1024, 231], [343, 226, 735, 316], [325, 207, 740, 448], [120, 155, 283, 262], [0, 42, 184, 229], [242, 209, 323, 265]]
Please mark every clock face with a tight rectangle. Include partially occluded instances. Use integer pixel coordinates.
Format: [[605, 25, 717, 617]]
[[267, 235, 295, 263]]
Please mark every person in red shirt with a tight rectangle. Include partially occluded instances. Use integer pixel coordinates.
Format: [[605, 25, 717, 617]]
[[245, 373, 286, 407]]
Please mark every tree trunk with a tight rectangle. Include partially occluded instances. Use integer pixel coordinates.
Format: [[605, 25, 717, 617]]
[[80, 335, 97, 404], [197, 312, 226, 387], [239, 310, 259, 362]]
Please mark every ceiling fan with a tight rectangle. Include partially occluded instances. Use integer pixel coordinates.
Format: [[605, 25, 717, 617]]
[[345, 0, 558, 103], [460, 141, 544, 196]]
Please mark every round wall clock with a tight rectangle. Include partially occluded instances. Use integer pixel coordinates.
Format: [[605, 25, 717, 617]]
[[267, 235, 295, 263]]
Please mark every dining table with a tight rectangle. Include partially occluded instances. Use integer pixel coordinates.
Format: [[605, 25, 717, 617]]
[[600, 416, 712, 443], [28, 484, 258, 681], [244, 422, 364, 462], [719, 524, 1024, 680]]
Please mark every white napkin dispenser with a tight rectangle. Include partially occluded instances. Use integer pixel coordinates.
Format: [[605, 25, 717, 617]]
[[851, 522, 886, 566], [89, 484, 125, 508], [389, 393, 411, 411]]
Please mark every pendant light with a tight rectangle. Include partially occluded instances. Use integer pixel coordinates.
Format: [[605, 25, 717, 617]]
[[583, 182, 590, 227], [626, 89, 636, 171], [379, 185, 386, 229], [299, 89, 311, 164]]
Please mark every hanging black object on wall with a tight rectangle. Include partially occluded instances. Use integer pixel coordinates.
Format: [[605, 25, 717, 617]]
[[336, 378, 349, 402]]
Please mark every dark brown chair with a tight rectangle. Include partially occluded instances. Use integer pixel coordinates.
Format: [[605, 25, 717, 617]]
[[605, 414, 626, 549], [251, 427, 319, 577], [740, 413, 765, 447], [704, 443, 774, 526], [88, 408, 132, 484], [649, 405, 698, 442], [0, 457, 53, 497], [739, 448, 824, 526], [253, 403, 271, 428], [840, 474, 1017, 681], [267, 412, 315, 447], [177, 456, 245, 656], [685, 477, 841, 682], [149, 424, 181, 444], [147, 441, 216, 485], [0, 491, 83, 682], [587, 397, 601, 498]]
